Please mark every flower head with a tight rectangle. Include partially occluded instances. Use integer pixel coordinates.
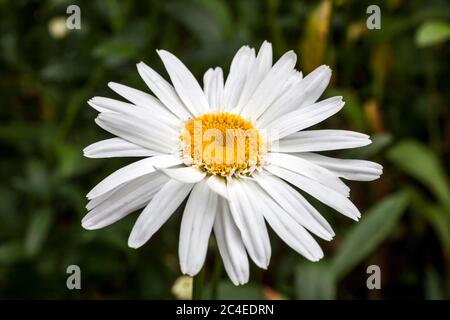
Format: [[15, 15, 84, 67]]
[[180, 112, 265, 177], [83, 41, 382, 285]]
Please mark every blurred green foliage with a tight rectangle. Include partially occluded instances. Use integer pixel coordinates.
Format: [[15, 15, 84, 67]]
[[0, 0, 449, 299]]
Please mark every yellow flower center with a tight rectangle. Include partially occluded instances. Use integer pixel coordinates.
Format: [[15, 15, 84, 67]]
[[180, 113, 264, 178]]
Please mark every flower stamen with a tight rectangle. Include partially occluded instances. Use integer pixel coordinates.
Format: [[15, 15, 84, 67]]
[[180, 113, 265, 178]]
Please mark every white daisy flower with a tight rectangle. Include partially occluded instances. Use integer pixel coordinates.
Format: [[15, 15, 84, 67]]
[[82, 41, 382, 286]]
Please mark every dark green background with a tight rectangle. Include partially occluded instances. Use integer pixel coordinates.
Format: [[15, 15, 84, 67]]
[[1, 0, 449, 299]]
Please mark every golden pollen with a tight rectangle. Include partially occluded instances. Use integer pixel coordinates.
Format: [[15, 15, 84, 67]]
[[180, 112, 264, 178]]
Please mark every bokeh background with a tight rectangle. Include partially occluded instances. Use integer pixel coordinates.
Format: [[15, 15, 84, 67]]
[[1, 0, 449, 299]]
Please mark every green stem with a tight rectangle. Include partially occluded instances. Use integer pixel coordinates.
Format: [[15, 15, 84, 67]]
[[210, 250, 223, 300], [192, 267, 205, 300]]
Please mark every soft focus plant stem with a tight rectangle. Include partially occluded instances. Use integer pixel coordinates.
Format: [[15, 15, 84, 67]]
[[192, 249, 222, 300], [210, 250, 222, 299], [192, 267, 205, 300]]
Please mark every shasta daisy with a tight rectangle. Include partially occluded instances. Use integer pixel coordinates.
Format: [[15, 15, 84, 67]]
[[82, 41, 382, 285]]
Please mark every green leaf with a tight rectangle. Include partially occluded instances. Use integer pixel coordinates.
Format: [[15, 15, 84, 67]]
[[165, 0, 226, 45], [0, 242, 25, 265], [328, 89, 368, 132], [41, 61, 91, 82], [408, 186, 450, 257], [425, 267, 446, 300], [346, 133, 393, 159], [295, 261, 336, 299], [387, 140, 450, 207], [93, 41, 137, 60], [24, 208, 53, 257], [332, 191, 410, 278], [425, 206, 450, 254], [105, 0, 129, 32], [416, 21, 450, 47], [409, 187, 450, 256], [56, 144, 98, 179]]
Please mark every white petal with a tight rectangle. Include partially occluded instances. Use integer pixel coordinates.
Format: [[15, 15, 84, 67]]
[[245, 180, 323, 261], [295, 153, 383, 181], [259, 66, 330, 127], [157, 50, 210, 116], [206, 175, 229, 200], [128, 180, 194, 248], [136, 62, 192, 120], [85, 176, 146, 210], [241, 50, 297, 119], [214, 197, 249, 285], [160, 166, 206, 183], [284, 69, 303, 88], [227, 179, 271, 269], [257, 71, 305, 127], [107, 82, 178, 118], [95, 111, 177, 153], [203, 67, 224, 112], [179, 180, 218, 276], [87, 96, 132, 113], [297, 65, 332, 108], [84, 138, 159, 158], [222, 46, 255, 111], [87, 154, 182, 199], [234, 41, 272, 113], [88, 96, 180, 128], [254, 173, 334, 240], [108, 82, 157, 107], [273, 130, 371, 153], [88, 96, 132, 113], [86, 173, 149, 211], [268, 152, 350, 197], [82, 172, 168, 230], [266, 165, 361, 220], [267, 96, 345, 141]]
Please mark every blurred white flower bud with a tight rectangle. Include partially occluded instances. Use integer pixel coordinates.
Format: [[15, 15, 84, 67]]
[[48, 17, 68, 39], [171, 276, 193, 300]]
